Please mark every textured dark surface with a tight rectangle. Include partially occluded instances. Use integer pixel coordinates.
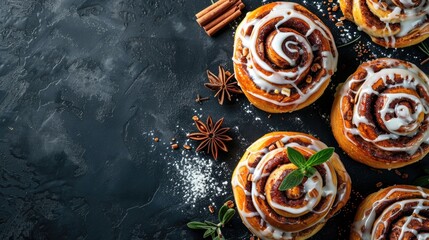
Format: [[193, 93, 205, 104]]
[[1, 0, 429, 239]]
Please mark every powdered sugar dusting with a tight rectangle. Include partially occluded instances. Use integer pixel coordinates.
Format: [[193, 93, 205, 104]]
[[168, 151, 229, 206]]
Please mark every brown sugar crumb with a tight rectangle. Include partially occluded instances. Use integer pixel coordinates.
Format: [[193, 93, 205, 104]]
[[192, 115, 199, 121], [183, 144, 191, 150], [171, 143, 179, 150], [335, 21, 344, 27], [376, 182, 383, 188], [225, 200, 235, 209], [394, 169, 402, 176], [208, 205, 215, 214], [154, 137, 159, 142]]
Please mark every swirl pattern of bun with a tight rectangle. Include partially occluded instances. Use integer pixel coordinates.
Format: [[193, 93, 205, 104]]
[[351, 185, 429, 240], [231, 132, 351, 240], [340, 0, 429, 48], [233, 2, 338, 113], [331, 58, 429, 169]]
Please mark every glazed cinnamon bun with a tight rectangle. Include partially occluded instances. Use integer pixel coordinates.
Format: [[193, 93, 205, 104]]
[[231, 132, 351, 239], [233, 2, 338, 113], [340, 0, 429, 48], [331, 58, 429, 169], [351, 185, 429, 240]]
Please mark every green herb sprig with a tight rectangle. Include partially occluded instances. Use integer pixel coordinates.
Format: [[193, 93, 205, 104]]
[[418, 41, 429, 65], [337, 35, 361, 49], [278, 147, 335, 191], [187, 203, 235, 240], [413, 168, 429, 186]]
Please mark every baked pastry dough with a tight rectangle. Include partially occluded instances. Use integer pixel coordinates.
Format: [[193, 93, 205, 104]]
[[340, 0, 429, 48], [351, 185, 429, 240], [231, 132, 351, 239], [233, 2, 338, 113], [331, 58, 429, 169]]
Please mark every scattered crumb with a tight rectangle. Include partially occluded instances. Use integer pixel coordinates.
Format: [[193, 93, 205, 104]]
[[171, 143, 179, 150], [183, 144, 191, 150], [208, 205, 215, 214], [376, 182, 383, 188], [154, 137, 159, 142]]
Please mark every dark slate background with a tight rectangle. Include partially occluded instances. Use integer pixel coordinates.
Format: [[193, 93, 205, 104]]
[[0, 0, 428, 239]]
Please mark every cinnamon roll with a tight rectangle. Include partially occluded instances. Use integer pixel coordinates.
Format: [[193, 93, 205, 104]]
[[351, 185, 429, 240], [340, 0, 429, 48], [233, 2, 338, 113], [231, 132, 351, 239], [331, 58, 429, 169]]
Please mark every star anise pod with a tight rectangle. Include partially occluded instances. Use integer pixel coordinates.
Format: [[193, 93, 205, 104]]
[[205, 66, 242, 105], [187, 116, 232, 160]]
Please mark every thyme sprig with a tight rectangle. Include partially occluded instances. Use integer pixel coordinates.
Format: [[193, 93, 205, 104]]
[[337, 35, 361, 49], [418, 41, 429, 65], [187, 202, 236, 240]]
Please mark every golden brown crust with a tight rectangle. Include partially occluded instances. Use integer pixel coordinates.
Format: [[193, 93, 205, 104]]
[[233, 2, 337, 113], [350, 185, 429, 240], [339, 0, 429, 48], [331, 58, 429, 169], [232, 132, 351, 240]]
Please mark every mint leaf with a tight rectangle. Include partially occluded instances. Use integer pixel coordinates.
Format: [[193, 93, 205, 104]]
[[278, 169, 304, 191], [305, 166, 316, 177], [306, 147, 335, 167], [187, 221, 211, 230], [218, 205, 228, 223], [203, 227, 216, 238], [287, 147, 306, 168], [221, 208, 235, 225]]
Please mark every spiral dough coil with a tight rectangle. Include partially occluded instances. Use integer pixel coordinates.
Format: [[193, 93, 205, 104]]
[[233, 2, 338, 113], [231, 132, 351, 240], [340, 0, 429, 48], [331, 58, 429, 169], [351, 185, 429, 240]]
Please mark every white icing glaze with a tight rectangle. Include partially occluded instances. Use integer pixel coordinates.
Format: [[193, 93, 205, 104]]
[[233, 2, 337, 110], [352, 186, 429, 239], [231, 133, 345, 240], [339, 59, 429, 156], [363, 0, 429, 47]]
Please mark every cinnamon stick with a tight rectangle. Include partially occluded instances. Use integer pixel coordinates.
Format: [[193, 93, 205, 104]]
[[206, 4, 244, 36], [195, 0, 245, 37], [196, 0, 228, 19], [204, 2, 244, 31], [196, 0, 238, 27]]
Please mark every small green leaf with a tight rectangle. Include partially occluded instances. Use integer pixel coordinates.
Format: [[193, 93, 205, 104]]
[[287, 147, 306, 168], [187, 221, 211, 230], [306, 147, 335, 167], [305, 166, 316, 177], [218, 205, 228, 222], [221, 208, 235, 224], [413, 176, 429, 186], [278, 169, 304, 191], [203, 227, 217, 238], [204, 221, 218, 227]]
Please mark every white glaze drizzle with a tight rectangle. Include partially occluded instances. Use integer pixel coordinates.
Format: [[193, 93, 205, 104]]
[[233, 2, 337, 110], [339, 59, 429, 155], [352, 186, 429, 239], [363, 0, 429, 47], [231, 134, 344, 240]]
